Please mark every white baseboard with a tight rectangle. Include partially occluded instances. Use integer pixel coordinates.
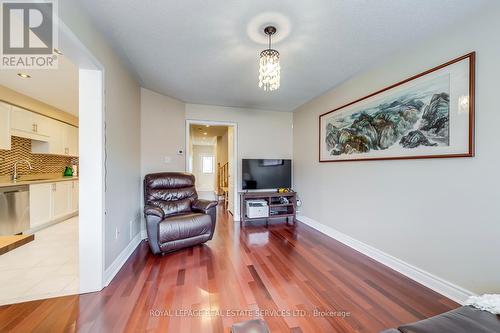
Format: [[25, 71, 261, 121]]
[[140, 228, 147, 240], [297, 215, 476, 304], [26, 211, 79, 234], [103, 233, 143, 286]]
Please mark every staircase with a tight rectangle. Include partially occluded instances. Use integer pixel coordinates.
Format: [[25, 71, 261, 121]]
[[217, 162, 229, 210]]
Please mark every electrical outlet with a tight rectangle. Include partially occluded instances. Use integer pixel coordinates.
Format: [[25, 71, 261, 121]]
[[115, 227, 119, 240]]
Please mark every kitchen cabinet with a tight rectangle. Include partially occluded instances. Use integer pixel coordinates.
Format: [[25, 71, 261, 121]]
[[31, 120, 79, 157], [61, 123, 78, 156], [29, 183, 53, 228], [52, 182, 72, 220], [10, 106, 51, 141], [8, 105, 78, 156], [29, 180, 79, 229], [0, 102, 11, 150]]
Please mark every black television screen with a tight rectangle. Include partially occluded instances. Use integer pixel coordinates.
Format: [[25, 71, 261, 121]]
[[242, 159, 291, 190]]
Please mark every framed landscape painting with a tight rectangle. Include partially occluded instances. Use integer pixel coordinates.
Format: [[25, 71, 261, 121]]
[[319, 52, 475, 162]]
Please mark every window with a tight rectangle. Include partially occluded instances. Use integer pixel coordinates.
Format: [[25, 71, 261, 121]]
[[202, 156, 214, 174]]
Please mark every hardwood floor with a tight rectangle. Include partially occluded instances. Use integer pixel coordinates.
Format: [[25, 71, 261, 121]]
[[0, 208, 458, 332]]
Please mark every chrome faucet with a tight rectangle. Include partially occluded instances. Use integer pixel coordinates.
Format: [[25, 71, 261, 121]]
[[13, 160, 33, 181]]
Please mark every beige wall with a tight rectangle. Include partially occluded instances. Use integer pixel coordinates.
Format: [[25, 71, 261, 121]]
[[186, 104, 293, 162], [141, 91, 294, 218], [141, 88, 186, 175], [140, 99, 294, 218], [140, 88, 186, 230], [293, 4, 500, 295], [60, 2, 141, 270], [185, 104, 293, 218]]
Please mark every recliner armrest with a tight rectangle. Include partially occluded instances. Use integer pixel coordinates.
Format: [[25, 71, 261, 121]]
[[192, 199, 218, 214], [144, 205, 165, 219]]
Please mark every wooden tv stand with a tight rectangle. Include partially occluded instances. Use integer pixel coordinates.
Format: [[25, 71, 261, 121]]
[[239, 191, 297, 226]]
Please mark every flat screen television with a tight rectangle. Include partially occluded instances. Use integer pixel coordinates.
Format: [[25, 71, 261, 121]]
[[242, 159, 292, 190]]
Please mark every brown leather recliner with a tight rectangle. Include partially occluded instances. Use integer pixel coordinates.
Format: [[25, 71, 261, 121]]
[[143, 172, 218, 255]]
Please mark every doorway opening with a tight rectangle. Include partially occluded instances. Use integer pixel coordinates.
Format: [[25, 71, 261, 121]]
[[0, 21, 105, 304], [186, 121, 237, 216]]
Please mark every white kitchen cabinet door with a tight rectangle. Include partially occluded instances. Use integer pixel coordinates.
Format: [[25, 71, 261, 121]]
[[52, 182, 72, 220], [30, 183, 53, 228], [10, 106, 49, 141], [0, 102, 11, 150], [48, 120, 65, 155], [32, 118, 65, 155], [31, 112, 52, 137], [71, 181, 79, 212], [62, 124, 79, 156], [11, 106, 33, 133]]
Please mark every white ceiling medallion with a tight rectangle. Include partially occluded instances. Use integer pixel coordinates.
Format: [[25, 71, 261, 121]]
[[258, 26, 280, 92]]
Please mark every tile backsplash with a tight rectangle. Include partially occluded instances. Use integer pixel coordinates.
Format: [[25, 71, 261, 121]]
[[0, 136, 78, 176]]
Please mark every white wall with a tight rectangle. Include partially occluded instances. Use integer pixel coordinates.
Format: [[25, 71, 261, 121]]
[[293, 4, 500, 295], [60, 2, 141, 270], [186, 104, 294, 218]]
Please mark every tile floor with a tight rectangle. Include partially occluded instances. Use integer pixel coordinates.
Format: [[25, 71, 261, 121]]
[[0, 217, 79, 305]]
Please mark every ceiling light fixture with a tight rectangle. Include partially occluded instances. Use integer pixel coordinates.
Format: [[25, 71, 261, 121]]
[[17, 73, 31, 78], [258, 26, 280, 92]]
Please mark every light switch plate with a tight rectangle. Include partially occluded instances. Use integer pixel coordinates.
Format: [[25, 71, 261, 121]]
[[164, 156, 172, 164]]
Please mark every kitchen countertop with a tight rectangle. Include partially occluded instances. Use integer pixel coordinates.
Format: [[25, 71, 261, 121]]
[[0, 173, 79, 188]]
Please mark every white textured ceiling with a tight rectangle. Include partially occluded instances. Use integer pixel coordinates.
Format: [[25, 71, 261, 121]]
[[77, 0, 492, 112], [0, 55, 79, 115]]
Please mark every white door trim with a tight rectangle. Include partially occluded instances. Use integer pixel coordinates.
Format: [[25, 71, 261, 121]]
[[185, 119, 239, 218]]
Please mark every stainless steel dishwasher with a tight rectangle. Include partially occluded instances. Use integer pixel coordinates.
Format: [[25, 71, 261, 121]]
[[0, 185, 30, 235]]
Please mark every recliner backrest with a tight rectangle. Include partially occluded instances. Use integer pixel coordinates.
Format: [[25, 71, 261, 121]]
[[144, 172, 198, 217]]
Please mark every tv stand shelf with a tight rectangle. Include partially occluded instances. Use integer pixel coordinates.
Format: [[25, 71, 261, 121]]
[[239, 191, 297, 226]]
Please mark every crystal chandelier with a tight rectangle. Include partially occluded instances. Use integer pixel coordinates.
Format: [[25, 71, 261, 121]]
[[259, 26, 280, 91]]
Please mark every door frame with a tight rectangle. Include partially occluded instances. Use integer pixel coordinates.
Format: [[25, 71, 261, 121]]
[[185, 119, 238, 217]]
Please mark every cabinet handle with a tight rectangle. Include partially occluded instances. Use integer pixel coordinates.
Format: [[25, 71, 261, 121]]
[[35, 124, 38, 132], [32, 123, 36, 132]]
